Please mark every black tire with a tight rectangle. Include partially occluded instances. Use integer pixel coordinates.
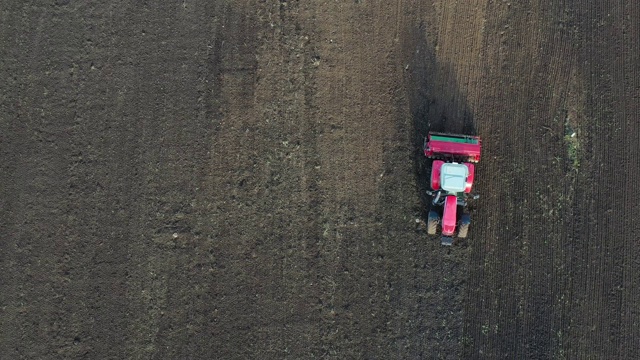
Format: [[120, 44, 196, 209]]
[[458, 214, 471, 238], [427, 211, 439, 235]]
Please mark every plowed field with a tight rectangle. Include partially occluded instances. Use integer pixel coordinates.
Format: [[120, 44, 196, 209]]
[[2, 1, 639, 359]]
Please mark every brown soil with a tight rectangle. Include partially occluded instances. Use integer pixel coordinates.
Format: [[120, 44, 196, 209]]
[[1, 1, 639, 359]]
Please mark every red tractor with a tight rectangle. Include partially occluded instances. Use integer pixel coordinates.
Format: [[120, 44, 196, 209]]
[[423, 132, 481, 246]]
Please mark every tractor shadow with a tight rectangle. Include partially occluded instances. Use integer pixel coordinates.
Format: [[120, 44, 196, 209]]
[[400, 21, 478, 244]]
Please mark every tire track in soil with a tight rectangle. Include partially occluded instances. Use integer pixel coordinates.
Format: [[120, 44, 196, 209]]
[[397, 1, 485, 358], [429, 0, 640, 358], [193, 1, 326, 357], [119, 2, 232, 358], [461, 1, 579, 357], [302, 1, 453, 357], [415, 0, 582, 358], [565, 1, 640, 358], [306, 2, 396, 356], [1, 3, 146, 358]]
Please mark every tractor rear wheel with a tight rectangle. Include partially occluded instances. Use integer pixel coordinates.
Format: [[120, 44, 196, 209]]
[[457, 214, 471, 238], [427, 211, 439, 235]]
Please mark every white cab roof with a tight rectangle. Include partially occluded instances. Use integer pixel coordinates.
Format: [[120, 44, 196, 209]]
[[440, 163, 468, 193]]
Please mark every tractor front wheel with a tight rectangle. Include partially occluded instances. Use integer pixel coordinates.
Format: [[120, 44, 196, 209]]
[[427, 211, 439, 235], [457, 214, 471, 238]]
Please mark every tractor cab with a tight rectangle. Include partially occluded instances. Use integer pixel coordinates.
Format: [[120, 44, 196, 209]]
[[430, 160, 475, 194], [440, 162, 469, 193]]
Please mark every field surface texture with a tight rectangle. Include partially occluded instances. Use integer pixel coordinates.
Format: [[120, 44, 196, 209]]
[[1, 1, 639, 359]]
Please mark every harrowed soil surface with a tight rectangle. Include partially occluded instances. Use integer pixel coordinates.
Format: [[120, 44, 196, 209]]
[[1, 1, 639, 359]]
